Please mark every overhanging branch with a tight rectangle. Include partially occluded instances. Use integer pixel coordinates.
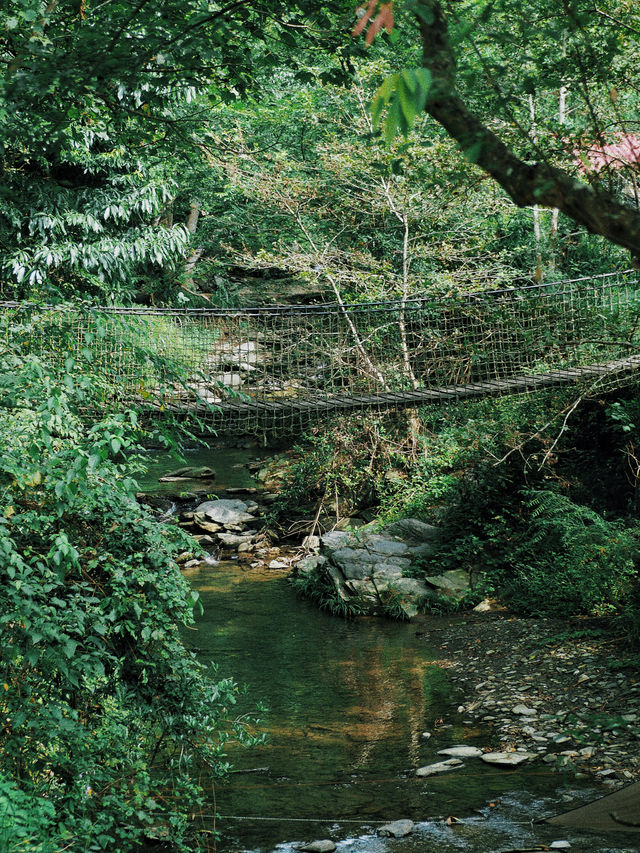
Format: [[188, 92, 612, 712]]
[[415, 0, 640, 257]]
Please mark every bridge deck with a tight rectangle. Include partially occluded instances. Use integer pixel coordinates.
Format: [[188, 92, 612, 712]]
[[149, 353, 640, 420]]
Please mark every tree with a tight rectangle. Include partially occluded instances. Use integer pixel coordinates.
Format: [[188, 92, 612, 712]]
[[354, 0, 640, 259], [0, 0, 355, 298]]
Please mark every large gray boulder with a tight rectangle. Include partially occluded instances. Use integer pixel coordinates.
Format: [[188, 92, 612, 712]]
[[311, 519, 449, 619], [382, 517, 438, 543], [194, 498, 256, 529]]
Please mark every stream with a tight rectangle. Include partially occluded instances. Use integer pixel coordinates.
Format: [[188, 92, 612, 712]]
[[145, 449, 639, 853]]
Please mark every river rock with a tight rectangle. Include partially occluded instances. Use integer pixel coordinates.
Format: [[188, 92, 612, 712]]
[[217, 532, 254, 547], [381, 518, 438, 543], [481, 751, 537, 767], [296, 555, 327, 576], [512, 704, 537, 716], [192, 534, 216, 546], [424, 569, 470, 595], [159, 466, 215, 481], [377, 819, 414, 838], [213, 372, 244, 388], [298, 841, 336, 853], [302, 534, 321, 551], [317, 521, 442, 618], [221, 341, 266, 368], [194, 499, 255, 527], [193, 519, 222, 534], [416, 758, 463, 776], [473, 598, 507, 612], [437, 745, 483, 758]]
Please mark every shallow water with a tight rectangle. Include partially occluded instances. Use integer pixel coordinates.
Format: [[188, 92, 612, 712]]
[[185, 561, 639, 853], [138, 446, 267, 496]]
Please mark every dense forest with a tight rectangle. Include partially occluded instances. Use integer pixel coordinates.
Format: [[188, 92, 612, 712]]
[[2, 1, 640, 850]]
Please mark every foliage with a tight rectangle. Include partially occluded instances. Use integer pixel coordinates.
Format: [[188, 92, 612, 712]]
[[0, 1, 356, 299], [196, 69, 586, 304], [506, 489, 638, 616], [266, 415, 404, 531], [354, 0, 640, 259], [0, 351, 261, 851], [419, 469, 640, 620], [290, 567, 366, 618]]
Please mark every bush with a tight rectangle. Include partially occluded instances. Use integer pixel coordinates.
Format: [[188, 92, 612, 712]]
[[420, 471, 640, 622], [0, 352, 260, 851], [505, 490, 639, 616]]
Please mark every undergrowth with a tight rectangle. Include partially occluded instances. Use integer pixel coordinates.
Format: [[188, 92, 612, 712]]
[[276, 393, 640, 642], [0, 351, 261, 852], [290, 568, 366, 618]]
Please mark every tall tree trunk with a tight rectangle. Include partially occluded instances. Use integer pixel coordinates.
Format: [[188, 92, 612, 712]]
[[550, 83, 568, 253], [183, 199, 203, 293], [528, 94, 543, 281]]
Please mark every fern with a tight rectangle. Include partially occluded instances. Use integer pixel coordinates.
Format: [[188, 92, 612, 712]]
[[524, 488, 610, 549], [507, 489, 639, 616]]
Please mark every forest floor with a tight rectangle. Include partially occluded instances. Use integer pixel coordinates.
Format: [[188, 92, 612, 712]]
[[415, 611, 640, 787]]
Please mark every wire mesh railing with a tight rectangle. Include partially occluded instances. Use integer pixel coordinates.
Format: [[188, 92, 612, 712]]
[[3, 269, 640, 434]]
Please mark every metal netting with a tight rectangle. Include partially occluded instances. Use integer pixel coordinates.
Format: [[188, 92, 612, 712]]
[[3, 269, 640, 436]]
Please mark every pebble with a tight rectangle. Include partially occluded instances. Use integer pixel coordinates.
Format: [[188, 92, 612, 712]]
[[512, 704, 537, 716], [427, 615, 640, 784]]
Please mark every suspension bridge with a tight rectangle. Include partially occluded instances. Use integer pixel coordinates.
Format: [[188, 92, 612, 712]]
[[4, 270, 640, 434]]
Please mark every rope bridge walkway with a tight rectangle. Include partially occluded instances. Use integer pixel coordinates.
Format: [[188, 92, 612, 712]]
[[4, 270, 640, 434]]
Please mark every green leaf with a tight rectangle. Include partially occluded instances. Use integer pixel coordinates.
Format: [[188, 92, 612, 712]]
[[63, 639, 78, 658], [397, 77, 417, 126], [384, 97, 403, 144], [371, 93, 385, 129], [401, 69, 417, 94]]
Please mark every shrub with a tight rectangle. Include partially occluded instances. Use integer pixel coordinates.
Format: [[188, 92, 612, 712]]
[[0, 352, 260, 851], [505, 489, 639, 617]]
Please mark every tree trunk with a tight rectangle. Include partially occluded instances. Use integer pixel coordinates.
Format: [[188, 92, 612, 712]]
[[528, 94, 543, 281], [183, 199, 203, 291]]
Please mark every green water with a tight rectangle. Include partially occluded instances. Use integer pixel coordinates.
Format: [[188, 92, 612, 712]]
[[138, 446, 267, 496], [134, 447, 637, 852], [185, 562, 635, 853]]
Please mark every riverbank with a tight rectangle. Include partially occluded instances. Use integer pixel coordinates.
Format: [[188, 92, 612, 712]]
[[416, 611, 640, 787]]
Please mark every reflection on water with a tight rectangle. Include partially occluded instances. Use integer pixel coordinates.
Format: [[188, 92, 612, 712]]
[[185, 563, 633, 852], [137, 446, 267, 496]]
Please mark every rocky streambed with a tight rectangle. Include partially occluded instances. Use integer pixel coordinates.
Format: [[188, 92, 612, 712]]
[[138, 448, 640, 851], [418, 612, 640, 789], [141, 453, 640, 790]]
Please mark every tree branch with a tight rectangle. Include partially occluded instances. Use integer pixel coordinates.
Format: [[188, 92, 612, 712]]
[[415, 0, 640, 257]]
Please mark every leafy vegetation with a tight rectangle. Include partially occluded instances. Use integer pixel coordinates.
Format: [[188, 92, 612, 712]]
[[3, 0, 640, 846], [0, 352, 262, 851]]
